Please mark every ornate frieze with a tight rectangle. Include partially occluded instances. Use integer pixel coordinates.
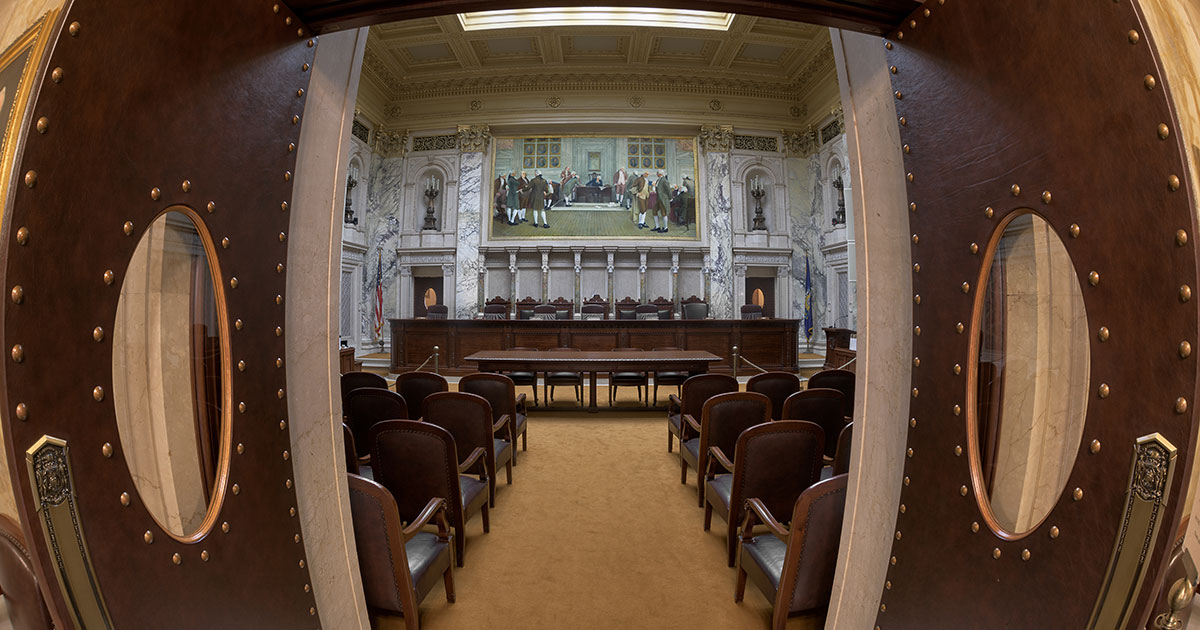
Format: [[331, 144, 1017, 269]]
[[411, 134, 457, 153], [457, 124, 492, 153], [782, 126, 818, 157], [699, 124, 734, 153], [373, 127, 409, 158], [733, 134, 779, 153]]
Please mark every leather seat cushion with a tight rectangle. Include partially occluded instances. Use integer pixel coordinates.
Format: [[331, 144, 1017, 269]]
[[667, 413, 682, 433], [547, 372, 582, 382], [515, 413, 527, 434], [460, 476, 488, 512], [493, 438, 512, 462], [508, 371, 536, 383], [743, 534, 787, 590], [406, 531, 451, 602], [612, 372, 647, 384], [682, 438, 701, 465], [707, 474, 733, 510], [656, 371, 688, 383]]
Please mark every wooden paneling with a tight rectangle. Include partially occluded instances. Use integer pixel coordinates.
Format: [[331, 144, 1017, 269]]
[[389, 319, 799, 375]]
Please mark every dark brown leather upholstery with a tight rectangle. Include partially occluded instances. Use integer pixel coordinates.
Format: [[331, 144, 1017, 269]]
[[666, 373, 738, 453], [740, 304, 763, 319], [423, 391, 513, 508], [341, 371, 388, 401], [651, 346, 688, 405], [580, 303, 607, 320], [504, 347, 539, 406], [482, 304, 508, 319], [343, 423, 359, 476], [634, 304, 658, 320], [681, 301, 709, 320], [370, 420, 490, 567], [832, 423, 853, 476], [544, 348, 583, 404], [679, 391, 771, 506], [530, 304, 557, 321], [705, 420, 825, 566], [0, 515, 53, 630], [426, 304, 448, 320], [347, 474, 454, 626], [608, 347, 648, 405], [746, 372, 802, 420], [806, 369, 855, 421], [781, 388, 847, 459], [345, 388, 409, 465], [737, 475, 848, 629], [395, 372, 449, 417], [460, 372, 529, 457]]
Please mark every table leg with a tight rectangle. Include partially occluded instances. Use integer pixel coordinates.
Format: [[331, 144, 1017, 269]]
[[588, 371, 598, 413]]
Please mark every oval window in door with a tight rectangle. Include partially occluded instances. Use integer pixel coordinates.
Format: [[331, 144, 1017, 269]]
[[112, 208, 229, 541], [969, 211, 1089, 538], [424, 288, 437, 308]]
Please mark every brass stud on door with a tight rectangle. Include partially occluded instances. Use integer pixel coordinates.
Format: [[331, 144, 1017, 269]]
[[1178, 230, 1189, 246], [302, 63, 310, 72], [903, 477, 910, 486], [292, 115, 300, 125], [284, 171, 292, 182], [230, 277, 238, 289], [1090, 440, 1101, 454], [207, 201, 216, 213], [24, 171, 37, 188], [1069, 224, 1081, 238], [1041, 191, 1051, 204], [277, 389, 285, 399], [914, 295, 921, 305], [14, 403, 27, 421], [899, 504, 906, 514], [35, 117, 48, 134], [898, 116, 906, 126], [890, 65, 898, 74], [280, 420, 287, 430], [290, 507, 297, 517], [914, 326, 921, 336], [956, 322, 964, 334], [288, 143, 296, 153], [181, 180, 191, 193], [1098, 326, 1110, 342], [221, 522, 230, 533], [273, 3, 280, 13], [286, 479, 293, 489], [283, 450, 290, 461], [909, 19, 916, 28], [954, 446, 962, 456], [953, 364, 962, 375], [276, 263, 285, 274], [103, 270, 114, 285], [68, 21, 81, 36], [971, 522, 979, 533], [150, 187, 160, 201], [960, 486, 968, 496], [1159, 124, 1171, 140], [172, 553, 182, 566], [1050, 526, 1060, 539], [10, 345, 23, 363], [144, 531, 154, 544], [234, 319, 243, 331], [906, 172, 914, 182], [1088, 271, 1099, 286], [969, 243, 978, 254], [1072, 488, 1085, 501], [123, 221, 134, 236], [913, 263, 920, 273], [237, 360, 246, 372], [1021, 549, 1031, 561], [984, 206, 994, 219], [275, 295, 283, 305], [1176, 397, 1188, 414], [298, 559, 305, 568], [15, 227, 29, 245], [1145, 75, 1157, 90], [1181, 285, 1193, 303], [1128, 29, 1140, 44], [1169, 175, 1181, 191], [285, 16, 293, 25], [232, 484, 240, 495], [201, 550, 210, 562], [275, 326, 283, 337], [297, 88, 305, 97], [237, 443, 244, 455], [93, 327, 104, 342], [238, 402, 246, 413], [992, 548, 1001, 559], [909, 202, 916, 212], [101, 443, 112, 458], [276, 358, 283, 368], [120, 492, 130, 506], [1098, 384, 1110, 399], [909, 418, 916, 428], [222, 237, 230, 249], [1182, 341, 1193, 358], [281, 201, 289, 212], [93, 386, 104, 401], [912, 234, 919, 244], [953, 405, 961, 416], [51, 67, 63, 83], [1010, 184, 1020, 196], [304, 584, 311, 593], [912, 356, 920, 367], [886, 42, 893, 50], [279, 232, 287, 242], [10, 286, 22, 304], [911, 389, 918, 399]]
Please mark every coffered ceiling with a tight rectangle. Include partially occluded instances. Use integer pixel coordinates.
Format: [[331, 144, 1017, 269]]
[[360, 14, 833, 105]]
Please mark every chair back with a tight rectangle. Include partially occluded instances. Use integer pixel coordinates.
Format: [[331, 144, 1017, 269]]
[[682, 301, 709, 320], [699, 392, 772, 469], [782, 388, 847, 458], [426, 304, 449, 320], [832, 423, 853, 475], [531, 304, 557, 321], [581, 303, 607, 320], [635, 304, 659, 320], [345, 388, 409, 463], [617, 309, 636, 320], [746, 371, 802, 420], [679, 374, 739, 431], [740, 304, 763, 319], [483, 304, 508, 320], [0, 515, 53, 630], [423, 392, 494, 475], [395, 371, 449, 416], [341, 371, 387, 401], [460, 372, 518, 424], [781, 474, 848, 613], [548, 347, 580, 352], [734, 421, 825, 523], [807, 369, 856, 419], [370, 420, 460, 523], [347, 474, 416, 615], [343, 423, 359, 475]]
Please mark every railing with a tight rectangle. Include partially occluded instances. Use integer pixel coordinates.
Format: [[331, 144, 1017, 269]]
[[412, 345, 440, 374], [731, 345, 768, 378]]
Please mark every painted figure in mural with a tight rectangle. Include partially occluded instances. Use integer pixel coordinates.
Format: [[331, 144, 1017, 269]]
[[652, 170, 672, 233], [518, 171, 531, 223], [544, 179, 555, 213], [493, 173, 507, 220], [505, 169, 521, 225], [628, 171, 644, 223], [678, 175, 695, 228], [528, 171, 549, 229], [634, 171, 652, 228], [586, 172, 604, 187], [561, 169, 579, 207], [614, 168, 628, 207]]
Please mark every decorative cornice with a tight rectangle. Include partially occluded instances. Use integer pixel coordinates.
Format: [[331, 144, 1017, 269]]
[[389, 72, 818, 102], [782, 126, 818, 157], [372, 127, 409, 158], [699, 124, 734, 153], [457, 124, 491, 153]]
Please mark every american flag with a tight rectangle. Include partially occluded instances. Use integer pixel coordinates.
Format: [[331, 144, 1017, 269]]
[[373, 251, 384, 342]]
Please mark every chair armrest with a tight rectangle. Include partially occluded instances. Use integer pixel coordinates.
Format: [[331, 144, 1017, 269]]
[[683, 413, 702, 433], [493, 413, 511, 434], [401, 497, 449, 541], [668, 394, 683, 415], [705, 446, 734, 479], [515, 393, 527, 415], [459, 447, 486, 474], [741, 498, 789, 543], [495, 413, 515, 445]]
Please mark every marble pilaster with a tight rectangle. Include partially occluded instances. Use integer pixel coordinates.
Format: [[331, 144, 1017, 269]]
[[453, 151, 484, 319], [703, 150, 734, 318], [638, 250, 648, 303]]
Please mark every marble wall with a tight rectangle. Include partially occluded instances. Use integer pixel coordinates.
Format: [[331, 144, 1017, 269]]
[[454, 151, 484, 319], [704, 150, 734, 318]]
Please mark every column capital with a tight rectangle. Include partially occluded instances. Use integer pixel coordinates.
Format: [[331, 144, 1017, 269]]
[[457, 124, 491, 153], [699, 124, 734, 153]]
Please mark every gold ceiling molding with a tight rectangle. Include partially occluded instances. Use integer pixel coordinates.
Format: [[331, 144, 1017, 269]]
[[457, 124, 491, 153], [782, 127, 818, 156], [372, 127, 409, 157], [698, 124, 734, 153], [388, 73, 813, 102]]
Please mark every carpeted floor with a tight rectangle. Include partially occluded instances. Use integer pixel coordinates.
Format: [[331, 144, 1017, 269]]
[[375, 385, 825, 630]]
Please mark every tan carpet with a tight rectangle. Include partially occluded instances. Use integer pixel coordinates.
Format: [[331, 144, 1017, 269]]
[[376, 385, 825, 630]]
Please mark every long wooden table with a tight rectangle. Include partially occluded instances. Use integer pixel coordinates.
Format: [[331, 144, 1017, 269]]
[[390, 318, 799, 376], [465, 349, 721, 413]]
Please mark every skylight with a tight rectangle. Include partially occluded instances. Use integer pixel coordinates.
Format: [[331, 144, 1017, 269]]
[[458, 8, 736, 32]]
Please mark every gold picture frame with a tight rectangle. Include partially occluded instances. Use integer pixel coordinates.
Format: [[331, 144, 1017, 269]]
[[1, 10, 59, 227]]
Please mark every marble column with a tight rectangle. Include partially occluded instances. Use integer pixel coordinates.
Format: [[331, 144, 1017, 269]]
[[572, 249, 582, 314], [733, 264, 747, 311], [453, 125, 490, 320], [507, 249, 518, 312], [671, 250, 681, 313], [606, 250, 615, 316], [702, 253, 712, 305], [540, 249, 550, 303], [398, 265, 413, 319], [638, 250, 648, 303], [776, 265, 791, 320], [700, 124, 734, 318], [441, 263, 456, 317], [477, 255, 486, 317]]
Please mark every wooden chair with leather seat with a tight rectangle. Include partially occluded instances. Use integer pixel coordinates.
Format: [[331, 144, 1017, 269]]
[[781, 388, 847, 461], [634, 303, 659, 320], [343, 423, 359, 475], [580, 303, 606, 320], [681, 300, 709, 320], [667, 373, 738, 453], [736, 475, 849, 630], [746, 371, 802, 421], [530, 304, 557, 320], [423, 391, 513, 508], [740, 304, 763, 320], [608, 347, 648, 405], [651, 347, 689, 406], [459, 372, 529, 460], [502, 346, 539, 407], [395, 371, 449, 417], [347, 474, 454, 629], [680, 391, 772, 506], [704, 420, 825, 566], [544, 347, 583, 405], [345, 388, 409, 466], [482, 303, 508, 320], [0, 515, 53, 630], [832, 423, 853, 476], [806, 369, 856, 421], [426, 304, 448, 320], [341, 371, 388, 402], [370, 420, 489, 568]]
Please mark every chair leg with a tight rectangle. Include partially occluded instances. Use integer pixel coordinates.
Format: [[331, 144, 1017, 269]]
[[697, 474, 705, 508], [522, 427, 527, 451], [443, 565, 456, 603], [680, 455, 688, 484], [455, 524, 465, 568], [653, 382, 659, 405], [481, 503, 490, 533], [488, 475, 496, 508], [727, 523, 738, 567], [734, 564, 747, 602], [703, 501, 713, 531], [505, 458, 513, 485], [667, 429, 673, 453], [547, 383, 553, 402], [576, 384, 582, 404], [532, 382, 538, 406]]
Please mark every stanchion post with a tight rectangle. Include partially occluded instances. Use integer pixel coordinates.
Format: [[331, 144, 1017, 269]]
[[731, 345, 739, 379], [433, 345, 440, 374]]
